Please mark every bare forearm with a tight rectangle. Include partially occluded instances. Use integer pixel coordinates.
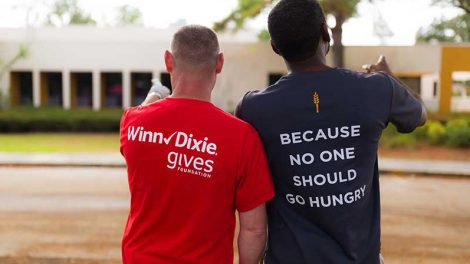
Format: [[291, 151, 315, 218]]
[[238, 229, 267, 264]]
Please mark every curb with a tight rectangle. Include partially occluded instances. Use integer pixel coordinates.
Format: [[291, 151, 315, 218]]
[[0, 153, 125, 168], [1, 153, 469, 177], [378, 158, 470, 177]]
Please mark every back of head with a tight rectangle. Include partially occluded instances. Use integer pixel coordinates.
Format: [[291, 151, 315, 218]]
[[171, 25, 220, 71], [268, 0, 325, 62]]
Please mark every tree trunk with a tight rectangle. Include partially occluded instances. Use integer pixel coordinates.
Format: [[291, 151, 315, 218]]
[[331, 15, 345, 68]]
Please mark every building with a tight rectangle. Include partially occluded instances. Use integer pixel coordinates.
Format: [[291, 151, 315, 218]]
[[0, 27, 469, 113]]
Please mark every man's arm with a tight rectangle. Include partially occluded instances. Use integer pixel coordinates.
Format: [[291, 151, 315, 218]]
[[141, 79, 171, 106], [363, 55, 427, 126], [238, 203, 268, 264]]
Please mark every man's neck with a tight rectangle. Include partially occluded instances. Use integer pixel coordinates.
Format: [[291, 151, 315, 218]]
[[170, 92, 211, 102], [286, 53, 332, 73], [170, 74, 214, 102]]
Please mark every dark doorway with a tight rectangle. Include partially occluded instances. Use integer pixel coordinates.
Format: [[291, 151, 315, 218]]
[[101, 72, 123, 108], [40, 72, 63, 107], [71, 72, 92, 108], [160, 72, 172, 92], [131, 72, 152, 106], [10, 71, 33, 106]]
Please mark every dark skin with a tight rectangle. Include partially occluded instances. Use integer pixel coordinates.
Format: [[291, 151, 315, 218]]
[[271, 22, 332, 73], [271, 22, 427, 125]]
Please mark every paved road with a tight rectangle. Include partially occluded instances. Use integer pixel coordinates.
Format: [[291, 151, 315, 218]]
[[2, 152, 470, 176], [0, 167, 469, 264]]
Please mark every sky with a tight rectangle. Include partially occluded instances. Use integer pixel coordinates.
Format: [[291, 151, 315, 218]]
[[0, 0, 464, 45]]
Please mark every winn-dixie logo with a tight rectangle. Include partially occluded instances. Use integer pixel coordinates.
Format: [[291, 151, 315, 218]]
[[128, 126, 216, 178]]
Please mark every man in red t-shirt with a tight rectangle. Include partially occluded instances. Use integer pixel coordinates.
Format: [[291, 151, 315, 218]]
[[119, 25, 274, 264]]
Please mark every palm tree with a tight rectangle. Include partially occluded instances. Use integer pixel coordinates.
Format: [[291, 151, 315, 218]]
[[214, 0, 367, 67]]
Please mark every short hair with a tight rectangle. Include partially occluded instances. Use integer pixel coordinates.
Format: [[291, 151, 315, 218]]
[[268, 0, 325, 62], [171, 25, 220, 69]]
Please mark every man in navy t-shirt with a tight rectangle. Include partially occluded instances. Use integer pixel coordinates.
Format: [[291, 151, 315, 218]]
[[235, 0, 426, 263]]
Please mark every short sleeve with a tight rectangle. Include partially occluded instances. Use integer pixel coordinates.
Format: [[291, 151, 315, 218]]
[[387, 75, 423, 133], [235, 92, 249, 120], [236, 126, 275, 212]]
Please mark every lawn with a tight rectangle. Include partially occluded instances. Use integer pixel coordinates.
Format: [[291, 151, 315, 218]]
[[0, 133, 120, 153]]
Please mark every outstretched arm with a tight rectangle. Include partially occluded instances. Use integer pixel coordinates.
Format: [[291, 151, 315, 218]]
[[363, 55, 427, 126]]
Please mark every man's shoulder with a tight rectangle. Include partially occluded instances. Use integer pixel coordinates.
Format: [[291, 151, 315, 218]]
[[238, 83, 279, 109], [337, 68, 389, 82], [212, 104, 255, 132], [337, 68, 393, 96], [235, 89, 270, 121]]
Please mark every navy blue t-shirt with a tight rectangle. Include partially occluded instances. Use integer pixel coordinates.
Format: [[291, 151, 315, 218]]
[[236, 68, 423, 264]]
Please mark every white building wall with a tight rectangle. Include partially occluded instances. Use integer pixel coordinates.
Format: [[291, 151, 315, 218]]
[[0, 27, 446, 112], [345, 45, 441, 73]]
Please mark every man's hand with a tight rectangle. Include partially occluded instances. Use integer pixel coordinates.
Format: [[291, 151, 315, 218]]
[[362, 55, 392, 75], [141, 79, 171, 106]]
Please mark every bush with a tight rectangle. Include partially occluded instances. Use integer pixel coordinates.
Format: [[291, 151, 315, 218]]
[[381, 133, 417, 149], [445, 119, 470, 147], [426, 121, 447, 144], [0, 107, 123, 133], [413, 123, 429, 140]]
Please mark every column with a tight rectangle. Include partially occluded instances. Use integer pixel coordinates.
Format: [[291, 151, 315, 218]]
[[92, 70, 101, 111], [33, 69, 41, 107], [62, 69, 71, 109], [1, 71, 10, 106], [123, 70, 131, 109]]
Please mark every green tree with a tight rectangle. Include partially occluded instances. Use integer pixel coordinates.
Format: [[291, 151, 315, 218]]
[[416, 0, 469, 43], [214, 0, 369, 67], [416, 14, 470, 43], [434, 0, 470, 14], [0, 45, 29, 110], [115, 5, 143, 26], [45, 0, 96, 27]]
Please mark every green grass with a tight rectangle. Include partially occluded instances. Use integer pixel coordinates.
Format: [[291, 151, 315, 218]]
[[0, 133, 120, 153]]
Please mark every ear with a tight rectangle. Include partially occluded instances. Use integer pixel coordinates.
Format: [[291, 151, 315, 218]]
[[164, 50, 174, 73], [215, 52, 224, 74], [321, 22, 331, 43], [270, 40, 281, 56]]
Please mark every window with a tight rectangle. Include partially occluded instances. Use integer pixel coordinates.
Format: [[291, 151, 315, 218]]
[[160, 72, 172, 92], [101, 72, 123, 108], [40, 72, 63, 107], [451, 71, 470, 112], [399, 77, 421, 95], [71, 72, 92, 108], [268, 73, 284, 86], [131, 72, 152, 106], [10, 71, 33, 106]]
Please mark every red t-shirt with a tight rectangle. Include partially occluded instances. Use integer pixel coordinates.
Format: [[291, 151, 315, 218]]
[[120, 97, 274, 264]]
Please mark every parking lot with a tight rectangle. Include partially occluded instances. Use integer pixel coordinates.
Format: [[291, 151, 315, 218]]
[[0, 167, 468, 264]]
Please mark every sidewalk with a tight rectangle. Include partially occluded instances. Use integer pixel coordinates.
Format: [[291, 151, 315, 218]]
[[0, 152, 124, 167], [0, 152, 469, 176]]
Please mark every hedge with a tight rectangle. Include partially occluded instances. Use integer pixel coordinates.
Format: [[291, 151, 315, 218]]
[[382, 115, 470, 148], [0, 107, 123, 132]]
